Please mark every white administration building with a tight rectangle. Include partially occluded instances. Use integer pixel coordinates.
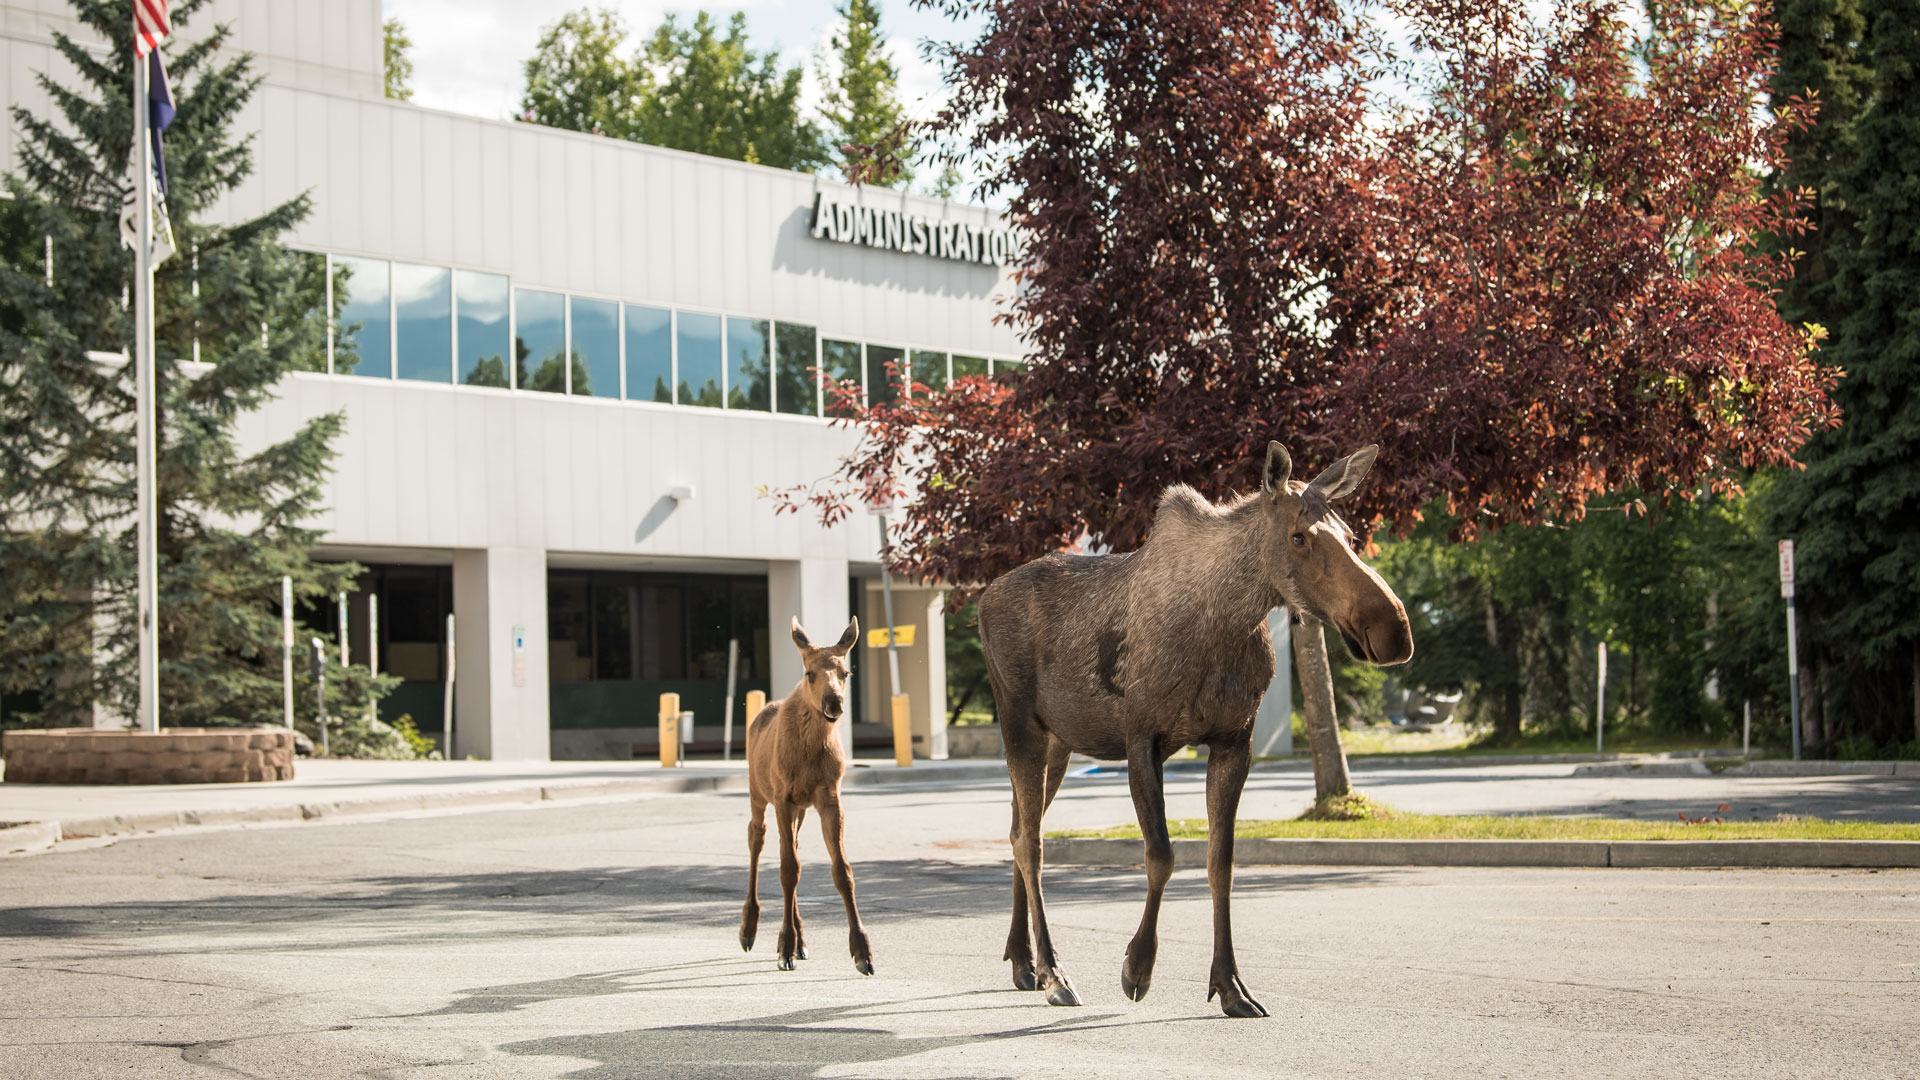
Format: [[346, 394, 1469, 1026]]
[[1, 0, 1039, 760]]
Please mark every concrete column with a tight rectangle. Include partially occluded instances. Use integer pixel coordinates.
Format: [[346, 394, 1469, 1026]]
[[861, 583, 949, 759], [768, 557, 851, 757], [1252, 608, 1294, 757], [451, 547, 550, 761]]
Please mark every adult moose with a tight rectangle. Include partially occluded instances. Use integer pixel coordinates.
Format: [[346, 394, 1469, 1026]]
[[977, 442, 1413, 1017], [739, 616, 875, 977]]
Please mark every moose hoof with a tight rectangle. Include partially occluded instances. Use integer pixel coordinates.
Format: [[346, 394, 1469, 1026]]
[[739, 933, 754, 953], [778, 956, 796, 971], [855, 958, 874, 977], [1011, 967, 1039, 992], [1045, 979, 1084, 1007], [1208, 973, 1269, 1018], [795, 945, 809, 961], [1121, 970, 1151, 1002]]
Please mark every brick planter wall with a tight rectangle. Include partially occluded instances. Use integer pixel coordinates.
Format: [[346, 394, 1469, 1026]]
[[1, 728, 296, 784]]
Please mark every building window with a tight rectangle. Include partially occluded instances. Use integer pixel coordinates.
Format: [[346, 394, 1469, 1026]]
[[952, 354, 988, 381], [866, 344, 904, 408], [515, 288, 567, 393], [993, 357, 1027, 381], [333, 255, 390, 378], [570, 296, 619, 399], [455, 270, 511, 387], [775, 322, 818, 416], [822, 339, 864, 415], [624, 304, 672, 404], [726, 316, 771, 412], [677, 310, 723, 408], [393, 262, 452, 383], [911, 349, 947, 397]]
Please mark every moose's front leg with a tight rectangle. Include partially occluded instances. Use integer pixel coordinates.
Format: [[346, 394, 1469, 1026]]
[[775, 802, 804, 970], [1204, 732, 1268, 1018], [816, 791, 874, 975], [1121, 742, 1172, 1002]]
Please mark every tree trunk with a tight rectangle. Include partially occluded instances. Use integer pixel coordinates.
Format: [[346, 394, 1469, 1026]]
[[1293, 619, 1351, 800], [1485, 595, 1522, 742]]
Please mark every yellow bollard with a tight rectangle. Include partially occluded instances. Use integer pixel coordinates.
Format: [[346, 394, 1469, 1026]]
[[744, 690, 767, 760], [659, 692, 680, 768], [891, 694, 912, 767]]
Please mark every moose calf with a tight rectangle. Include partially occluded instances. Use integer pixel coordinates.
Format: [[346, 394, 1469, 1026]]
[[739, 616, 874, 976]]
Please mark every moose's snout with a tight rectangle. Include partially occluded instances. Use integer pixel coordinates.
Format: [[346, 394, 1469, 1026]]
[[1343, 597, 1414, 667], [821, 692, 845, 719]]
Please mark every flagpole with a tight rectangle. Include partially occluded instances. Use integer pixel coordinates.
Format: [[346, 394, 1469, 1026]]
[[133, 42, 160, 734]]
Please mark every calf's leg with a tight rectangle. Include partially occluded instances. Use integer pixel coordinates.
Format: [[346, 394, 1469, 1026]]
[[740, 793, 767, 951], [1121, 742, 1173, 1002], [816, 790, 874, 975], [775, 802, 807, 970], [1204, 732, 1267, 1018]]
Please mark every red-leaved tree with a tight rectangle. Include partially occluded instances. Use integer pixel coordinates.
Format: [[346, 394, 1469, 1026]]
[[779, 0, 1839, 792]]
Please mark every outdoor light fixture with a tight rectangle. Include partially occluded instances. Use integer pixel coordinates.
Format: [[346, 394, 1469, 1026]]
[[669, 485, 696, 503]]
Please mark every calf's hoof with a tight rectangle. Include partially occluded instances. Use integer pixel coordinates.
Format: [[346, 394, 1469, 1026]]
[[777, 954, 796, 971], [854, 958, 874, 976], [795, 945, 809, 961], [1045, 976, 1083, 1007], [1121, 969, 1150, 1002], [1207, 972, 1269, 1019], [1011, 967, 1039, 992], [1121, 937, 1156, 1001], [739, 932, 754, 952]]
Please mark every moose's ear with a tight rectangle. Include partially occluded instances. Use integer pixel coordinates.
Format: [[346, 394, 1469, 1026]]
[[1305, 444, 1379, 503], [1262, 441, 1292, 495], [791, 616, 813, 651], [833, 617, 860, 655]]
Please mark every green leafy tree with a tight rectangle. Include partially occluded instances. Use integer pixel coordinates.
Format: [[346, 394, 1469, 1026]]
[[1771, 0, 1920, 751], [520, 8, 637, 137], [637, 12, 830, 170], [383, 16, 414, 101], [0, 0, 401, 749], [821, 0, 911, 186]]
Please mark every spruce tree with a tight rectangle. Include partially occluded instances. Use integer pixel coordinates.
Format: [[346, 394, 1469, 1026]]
[[0, 0, 399, 749], [1768, 0, 1869, 328], [821, 0, 912, 187], [1771, 0, 1920, 749]]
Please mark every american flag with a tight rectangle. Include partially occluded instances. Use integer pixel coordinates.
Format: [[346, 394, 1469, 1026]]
[[134, 0, 168, 59]]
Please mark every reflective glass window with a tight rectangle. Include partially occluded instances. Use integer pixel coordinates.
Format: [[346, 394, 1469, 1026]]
[[624, 304, 672, 403], [911, 350, 947, 396], [392, 263, 452, 383], [290, 251, 328, 372], [514, 288, 566, 393], [570, 296, 619, 398], [677, 311, 723, 408], [993, 357, 1028, 382], [821, 339, 864, 416], [952, 354, 989, 380], [866, 344, 904, 408], [333, 255, 389, 377], [725, 317, 771, 411], [774, 322, 818, 416], [455, 270, 510, 387]]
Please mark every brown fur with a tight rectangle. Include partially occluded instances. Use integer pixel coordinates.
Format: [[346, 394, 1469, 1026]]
[[738, 616, 873, 976], [977, 442, 1412, 1016]]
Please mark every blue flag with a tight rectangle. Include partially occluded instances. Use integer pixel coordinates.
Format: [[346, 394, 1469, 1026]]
[[148, 51, 174, 197]]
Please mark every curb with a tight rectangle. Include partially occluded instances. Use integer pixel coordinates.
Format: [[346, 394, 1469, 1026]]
[[1, 820, 60, 855], [1574, 760, 1920, 778], [1045, 836, 1920, 869], [6, 759, 1013, 850]]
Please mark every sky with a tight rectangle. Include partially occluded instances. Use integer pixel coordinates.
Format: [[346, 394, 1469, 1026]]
[[382, 0, 976, 139]]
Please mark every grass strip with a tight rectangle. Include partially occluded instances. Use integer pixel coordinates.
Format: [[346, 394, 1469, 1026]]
[[1049, 815, 1920, 843]]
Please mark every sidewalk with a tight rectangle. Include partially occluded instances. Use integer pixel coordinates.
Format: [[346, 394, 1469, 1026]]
[[0, 756, 1012, 854]]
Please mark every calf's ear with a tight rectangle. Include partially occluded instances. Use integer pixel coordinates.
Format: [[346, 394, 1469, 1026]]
[[791, 616, 813, 651], [833, 617, 860, 654]]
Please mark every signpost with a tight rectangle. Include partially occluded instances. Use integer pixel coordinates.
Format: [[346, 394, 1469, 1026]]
[[872, 501, 912, 768], [1780, 539, 1801, 761], [1596, 641, 1608, 754], [443, 614, 456, 760], [723, 638, 739, 761], [309, 636, 329, 756], [281, 576, 294, 730]]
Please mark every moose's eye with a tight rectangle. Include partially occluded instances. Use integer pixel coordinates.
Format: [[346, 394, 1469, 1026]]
[[1291, 532, 1307, 547]]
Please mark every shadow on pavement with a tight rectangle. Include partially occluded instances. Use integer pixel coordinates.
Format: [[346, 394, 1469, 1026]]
[[497, 995, 1218, 1080]]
